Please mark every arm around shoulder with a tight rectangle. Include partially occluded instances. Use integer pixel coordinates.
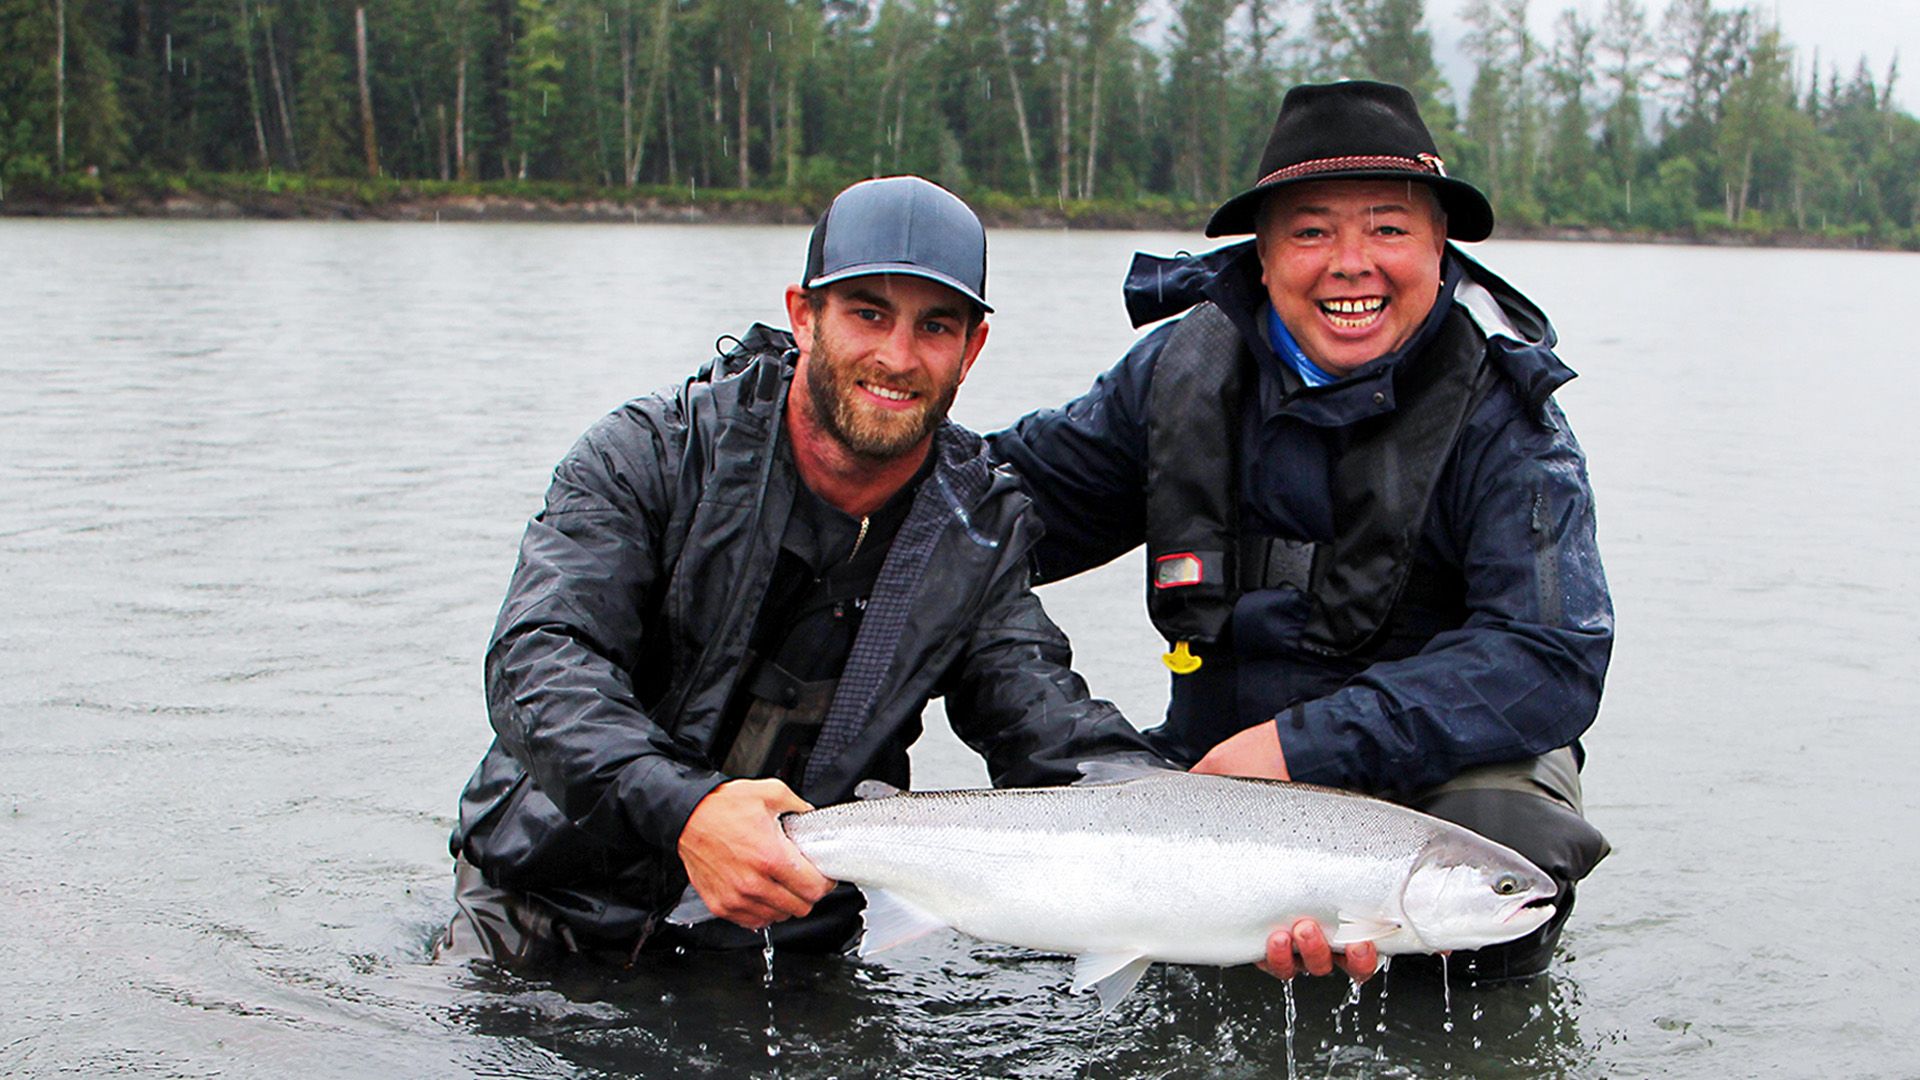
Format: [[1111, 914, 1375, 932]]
[[985, 326, 1173, 582]]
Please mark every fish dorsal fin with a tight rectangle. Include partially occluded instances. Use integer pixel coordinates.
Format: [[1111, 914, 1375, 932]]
[[1073, 759, 1177, 787], [666, 884, 713, 927], [855, 886, 949, 957], [854, 779, 905, 800], [1071, 952, 1154, 1012], [1329, 913, 1402, 947]]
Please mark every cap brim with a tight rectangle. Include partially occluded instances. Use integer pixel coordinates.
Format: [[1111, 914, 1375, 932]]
[[805, 263, 993, 313], [1205, 172, 1494, 242]]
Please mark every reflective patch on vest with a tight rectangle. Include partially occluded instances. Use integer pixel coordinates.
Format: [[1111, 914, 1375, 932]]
[[1154, 552, 1205, 589]]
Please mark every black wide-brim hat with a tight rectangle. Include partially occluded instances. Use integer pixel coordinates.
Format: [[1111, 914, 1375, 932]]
[[1206, 80, 1495, 242]]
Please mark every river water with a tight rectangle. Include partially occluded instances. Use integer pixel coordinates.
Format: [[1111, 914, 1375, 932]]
[[2, 219, 1915, 1077]]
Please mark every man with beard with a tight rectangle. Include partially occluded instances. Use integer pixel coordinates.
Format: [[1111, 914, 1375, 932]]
[[439, 176, 1163, 967]]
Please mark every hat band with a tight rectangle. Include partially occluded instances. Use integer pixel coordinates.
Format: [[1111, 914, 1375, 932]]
[[1256, 152, 1448, 187]]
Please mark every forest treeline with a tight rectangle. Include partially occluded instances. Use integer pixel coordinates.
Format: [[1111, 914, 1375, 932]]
[[2, 0, 1916, 244]]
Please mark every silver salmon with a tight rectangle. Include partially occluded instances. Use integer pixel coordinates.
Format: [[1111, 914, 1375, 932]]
[[773, 768, 1557, 1008]]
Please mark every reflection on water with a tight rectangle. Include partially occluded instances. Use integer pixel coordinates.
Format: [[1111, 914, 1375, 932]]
[[3, 220, 1917, 1077], [448, 936, 1590, 1079]]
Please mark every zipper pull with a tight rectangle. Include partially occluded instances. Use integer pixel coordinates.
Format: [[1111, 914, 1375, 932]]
[[1163, 640, 1203, 674], [848, 515, 870, 562]]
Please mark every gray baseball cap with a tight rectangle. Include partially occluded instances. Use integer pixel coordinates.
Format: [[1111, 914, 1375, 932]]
[[802, 176, 991, 313]]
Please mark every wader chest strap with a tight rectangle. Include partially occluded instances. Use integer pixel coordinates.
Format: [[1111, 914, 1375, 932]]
[[1143, 304, 1497, 660], [1239, 534, 1317, 592], [1145, 302, 1244, 647], [723, 653, 836, 785]]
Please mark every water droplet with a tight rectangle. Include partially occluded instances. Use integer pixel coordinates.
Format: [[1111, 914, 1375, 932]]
[[761, 929, 780, 1059], [1281, 978, 1299, 1080], [1375, 956, 1391, 1034]]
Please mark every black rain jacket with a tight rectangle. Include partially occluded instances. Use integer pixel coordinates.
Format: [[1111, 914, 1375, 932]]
[[451, 327, 1159, 944]]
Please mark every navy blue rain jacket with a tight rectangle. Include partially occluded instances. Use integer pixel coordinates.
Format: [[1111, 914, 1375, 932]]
[[988, 242, 1613, 795]]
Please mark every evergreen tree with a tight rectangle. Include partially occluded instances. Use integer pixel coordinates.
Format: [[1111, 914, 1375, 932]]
[[1715, 22, 1792, 222], [1462, 0, 1544, 221], [0, 0, 1911, 245], [505, 0, 562, 178], [294, 1, 355, 175], [1542, 6, 1599, 223], [0, 0, 59, 180], [53, 0, 128, 172], [1310, 0, 1445, 117], [1596, 0, 1653, 201], [1656, 0, 1749, 168], [1164, 0, 1235, 202]]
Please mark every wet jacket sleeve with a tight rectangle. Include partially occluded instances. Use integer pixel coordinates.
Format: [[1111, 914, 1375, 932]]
[[483, 403, 726, 857], [1280, 393, 1614, 794], [984, 327, 1169, 583], [941, 539, 1167, 787]]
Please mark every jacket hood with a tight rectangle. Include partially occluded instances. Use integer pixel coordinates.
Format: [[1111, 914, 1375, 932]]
[[1444, 249, 1573, 417]]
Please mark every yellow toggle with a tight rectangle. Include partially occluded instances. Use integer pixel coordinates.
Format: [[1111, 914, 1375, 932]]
[[1162, 641, 1203, 674]]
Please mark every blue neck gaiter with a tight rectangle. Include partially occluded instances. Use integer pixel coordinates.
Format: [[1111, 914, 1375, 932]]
[[1265, 303, 1340, 388]]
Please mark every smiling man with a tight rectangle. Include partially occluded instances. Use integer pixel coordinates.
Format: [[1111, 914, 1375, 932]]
[[1256, 178, 1446, 375], [990, 81, 1614, 983], [439, 176, 1160, 967]]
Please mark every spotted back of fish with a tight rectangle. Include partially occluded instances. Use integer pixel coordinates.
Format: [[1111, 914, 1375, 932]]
[[786, 771, 1444, 864]]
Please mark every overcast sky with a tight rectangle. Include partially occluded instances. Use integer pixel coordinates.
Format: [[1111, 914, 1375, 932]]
[[1422, 0, 1917, 113]]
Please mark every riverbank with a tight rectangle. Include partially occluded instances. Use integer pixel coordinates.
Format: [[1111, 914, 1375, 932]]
[[3, 170, 1911, 251], [0, 171, 1200, 231]]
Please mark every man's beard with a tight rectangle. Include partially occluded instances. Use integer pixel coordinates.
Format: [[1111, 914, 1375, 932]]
[[805, 324, 961, 461]]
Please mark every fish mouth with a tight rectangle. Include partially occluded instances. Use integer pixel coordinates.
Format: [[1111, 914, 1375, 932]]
[[1504, 894, 1557, 926]]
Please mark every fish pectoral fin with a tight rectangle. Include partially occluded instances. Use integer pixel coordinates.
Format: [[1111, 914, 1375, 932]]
[[666, 885, 713, 927], [1071, 952, 1154, 1012], [1329, 914, 1402, 946], [855, 887, 950, 957]]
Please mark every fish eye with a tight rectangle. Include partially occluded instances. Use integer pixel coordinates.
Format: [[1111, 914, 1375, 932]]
[[1494, 875, 1520, 895]]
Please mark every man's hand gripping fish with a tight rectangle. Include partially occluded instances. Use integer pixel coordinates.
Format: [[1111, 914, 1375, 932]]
[[673, 766, 1557, 1009]]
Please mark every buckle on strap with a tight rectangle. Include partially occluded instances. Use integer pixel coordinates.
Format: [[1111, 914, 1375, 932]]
[[1239, 534, 1316, 591]]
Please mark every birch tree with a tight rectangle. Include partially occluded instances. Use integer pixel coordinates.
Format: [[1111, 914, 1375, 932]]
[[1596, 0, 1652, 190]]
